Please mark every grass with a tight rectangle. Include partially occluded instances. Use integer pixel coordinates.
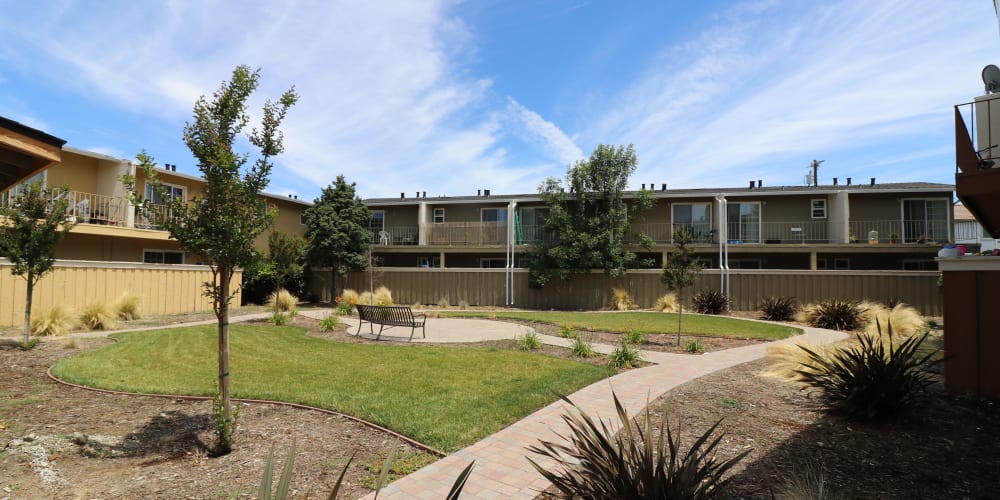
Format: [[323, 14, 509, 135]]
[[441, 311, 799, 340], [51, 324, 610, 452]]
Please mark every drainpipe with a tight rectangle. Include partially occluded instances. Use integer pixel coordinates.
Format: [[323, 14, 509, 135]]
[[506, 201, 517, 307], [716, 194, 729, 297]]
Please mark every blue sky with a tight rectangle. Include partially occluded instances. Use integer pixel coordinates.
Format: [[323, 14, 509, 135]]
[[0, 1, 997, 201]]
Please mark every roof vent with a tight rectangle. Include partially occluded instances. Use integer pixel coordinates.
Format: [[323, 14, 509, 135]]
[[846, 177, 852, 186], [484, 189, 490, 196], [870, 177, 876, 186], [833, 177, 838, 186], [749, 180, 754, 189], [422, 191, 426, 198], [641, 184, 646, 190], [400, 192, 405, 199], [757, 180, 762, 188], [661, 183, 667, 191]]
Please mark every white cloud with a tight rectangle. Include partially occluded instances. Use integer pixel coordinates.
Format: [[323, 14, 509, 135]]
[[505, 97, 583, 165]]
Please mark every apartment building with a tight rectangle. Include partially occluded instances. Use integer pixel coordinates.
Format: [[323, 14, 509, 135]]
[[1, 116, 310, 264], [364, 180, 955, 271]]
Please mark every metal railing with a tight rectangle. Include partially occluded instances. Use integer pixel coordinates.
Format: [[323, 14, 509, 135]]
[[954, 220, 983, 244], [849, 219, 949, 244], [422, 222, 507, 246], [760, 221, 828, 243], [371, 226, 420, 245], [516, 224, 557, 244], [0, 189, 131, 227]]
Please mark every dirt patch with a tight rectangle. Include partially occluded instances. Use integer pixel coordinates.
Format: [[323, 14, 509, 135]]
[[535, 357, 1000, 499]]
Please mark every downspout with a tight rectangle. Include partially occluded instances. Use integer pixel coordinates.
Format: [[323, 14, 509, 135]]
[[506, 201, 517, 307], [716, 194, 729, 296]]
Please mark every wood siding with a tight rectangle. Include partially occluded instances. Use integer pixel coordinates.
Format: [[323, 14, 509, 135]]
[[333, 268, 942, 315], [0, 260, 242, 327]]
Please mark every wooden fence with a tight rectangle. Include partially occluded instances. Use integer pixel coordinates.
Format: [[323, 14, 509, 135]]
[[0, 259, 241, 327], [333, 268, 943, 316]]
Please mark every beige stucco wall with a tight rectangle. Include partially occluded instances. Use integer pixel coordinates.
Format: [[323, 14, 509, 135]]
[[47, 151, 100, 193], [849, 193, 900, 221]]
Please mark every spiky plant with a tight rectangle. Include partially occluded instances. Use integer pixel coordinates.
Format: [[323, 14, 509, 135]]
[[800, 300, 866, 331], [570, 336, 596, 358], [374, 286, 393, 306], [30, 303, 75, 336], [685, 339, 704, 353], [559, 324, 578, 339], [319, 314, 340, 332], [340, 289, 359, 306], [759, 296, 797, 321], [611, 287, 637, 311], [795, 319, 942, 419], [653, 293, 678, 313], [608, 340, 641, 369], [79, 301, 118, 330], [693, 290, 729, 315], [527, 392, 750, 499], [269, 288, 298, 312], [623, 327, 646, 345], [114, 292, 142, 321], [518, 331, 542, 351], [862, 303, 924, 337]]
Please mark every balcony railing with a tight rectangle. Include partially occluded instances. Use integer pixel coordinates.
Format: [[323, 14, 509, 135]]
[[760, 221, 828, 244], [954, 220, 984, 244], [849, 220, 949, 244], [423, 222, 507, 246], [371, 226, 420, 245]]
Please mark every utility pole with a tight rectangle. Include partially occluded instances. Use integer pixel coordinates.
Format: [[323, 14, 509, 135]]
[[811, 159, 825, 187]]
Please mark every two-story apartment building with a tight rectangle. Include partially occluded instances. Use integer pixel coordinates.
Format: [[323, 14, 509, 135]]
[[364, 180, 954, 272], [1, 116, 310, 264]]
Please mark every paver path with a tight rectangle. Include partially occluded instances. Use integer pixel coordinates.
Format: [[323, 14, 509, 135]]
[[361, 324, 847, 500]]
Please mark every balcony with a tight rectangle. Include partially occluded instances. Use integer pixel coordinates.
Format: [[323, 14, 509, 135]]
[[848, 220, 948, 244], [423, 222, 507, 246], [371, 226, 419, 246]]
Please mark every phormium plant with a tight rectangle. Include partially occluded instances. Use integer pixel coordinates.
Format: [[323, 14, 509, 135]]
[[759, 296, 797, 321], [693, 290, 729, 315]]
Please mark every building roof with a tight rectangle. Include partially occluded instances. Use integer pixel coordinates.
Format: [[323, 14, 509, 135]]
[[0, 115, 66, 148], [364, 181, 955, 206]]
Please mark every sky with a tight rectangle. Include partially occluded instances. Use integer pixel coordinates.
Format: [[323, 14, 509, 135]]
[[1, 1, 998, 202]]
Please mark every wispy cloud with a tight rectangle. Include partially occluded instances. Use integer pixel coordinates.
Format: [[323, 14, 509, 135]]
[[505, 97, 583, 166]]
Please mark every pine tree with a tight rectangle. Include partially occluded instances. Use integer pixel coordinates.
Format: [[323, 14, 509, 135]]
[[303, 175, 372, 301]]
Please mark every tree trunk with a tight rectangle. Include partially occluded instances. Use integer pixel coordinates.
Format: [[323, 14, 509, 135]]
[[23, 272, 34, 343], [217, 266, 232, 452], [330, 267, 337, 304], [676, 291, 683, 346]]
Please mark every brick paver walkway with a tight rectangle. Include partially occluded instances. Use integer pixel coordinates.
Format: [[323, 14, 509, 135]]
[[363, 325, 847, 500]]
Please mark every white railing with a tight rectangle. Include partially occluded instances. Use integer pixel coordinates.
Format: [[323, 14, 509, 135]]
[[849, 219, 949, 244], [422, 222, 507, 246], [371, 226, 420, 245], [954, 220, 983, 244], [760, 221, 829, 243]]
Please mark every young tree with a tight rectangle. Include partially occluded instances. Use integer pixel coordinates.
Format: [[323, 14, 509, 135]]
[[0, 183, 75, 342], [302, 175, 372, 301], [267, 231, 306, 300], [661, 226, 702, 345], [528, 144, 654, 288], [135, 65, 297, 454]]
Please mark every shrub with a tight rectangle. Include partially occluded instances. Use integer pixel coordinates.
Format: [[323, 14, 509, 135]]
[[335, 299, 354, 316], [30, 303, 74, 336], [374, 286, 393, 306], [114, 292, 142, 321], [799, 300, 865, 331], [270, 312, 289, 326], [570, 337, 595, 358], [527, 392, 749, 499], [79, 302, 118, 331], [358, 291, 375, 306], [559, 324, 577, 338], [685, 339, 704, 353], [623, 328, 646, 345], [762, 340, 839, 382], [319, 314, 340, 332], [457, 300, 470, 310], [775, 460, 835, 500], [340, 289, 359, 306], [863, 303, 924, 338], [693, 290, 729, 315], [18, 339, 40, 351], [518, 331, 542, 351], [268, 288, 298, 312], [653, 293, 678, 312], [795, 319, 942, 419], [437, 297, 450, 308], [759, 296, 797, 321], [610, 287, 636, 311], [608, 341, 641, 369]]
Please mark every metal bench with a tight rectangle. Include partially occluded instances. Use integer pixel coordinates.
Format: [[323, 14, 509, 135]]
[[354, 304, 426, 341]]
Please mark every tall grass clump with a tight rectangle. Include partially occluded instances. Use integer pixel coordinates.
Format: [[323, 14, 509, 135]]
[[653, 293, 678, 312], [31, 304, 74, 336], [623, 327, 646, 345], [610, 287, 637, 311], [762, 341, 838, 382], [268, 288, 298, 312], [794, 319, 942, 419], [608, 341, 641, 369], [693, 290, 729, 315], [79, 301, 118, 331], [759, 296, 797, 321], [340, 289, 359, 306], [319, 314, 340, 332], [559, 324, 577, 338], [374, 286, 393, 306], [518, 331, 543, 351], [527, 392, 749, 499], [358, 291, 375, 306], [797, 300, 865, 331], [570, 337, 595, 358], [862, 303, 924, 337], [114, 292, 142, 321]]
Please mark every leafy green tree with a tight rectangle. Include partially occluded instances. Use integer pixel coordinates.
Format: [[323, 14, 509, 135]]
[[662, 226, 702, 345], [528, 144, 654, 288], [0, 182, 75, 342], [303, 175, 372, 301], [135, 65, 297, 454], [267, 231, 307, 299]]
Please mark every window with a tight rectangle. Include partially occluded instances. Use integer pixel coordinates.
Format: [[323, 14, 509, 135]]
[[370, 210, 385, 243], [143, 250, 184, 264], [481, 207, 507, 223], [729, 259, 762, 269], [902, 259, 938, 271], [433, 208, 445, 224], [3, 171, 46, 205], [417, 256, 440, 268], [816, 258, 828, 270], [145, 183, 185, 204], [672, 203, 712, 242], [727, 202, 761, 243], [833, 258, 850, 270], [902, 199, 949, 243], [479, 258, 507, 268], [811, 199, 827, 219], [300, 211, 307, 225], [518, 207, 550, 243]]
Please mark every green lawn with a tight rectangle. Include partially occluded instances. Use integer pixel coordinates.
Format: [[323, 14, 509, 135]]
[[440, 311, 800, 339], [50, 324, 609, 452]]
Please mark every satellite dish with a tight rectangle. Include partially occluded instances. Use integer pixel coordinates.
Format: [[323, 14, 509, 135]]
[[983, 64, 1000, 93]]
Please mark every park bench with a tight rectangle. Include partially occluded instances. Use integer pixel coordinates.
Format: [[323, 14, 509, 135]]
[[354, 304, 426, 341]]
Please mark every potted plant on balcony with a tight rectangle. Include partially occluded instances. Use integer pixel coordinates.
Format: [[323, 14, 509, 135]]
[[890, 232, 899, 244]]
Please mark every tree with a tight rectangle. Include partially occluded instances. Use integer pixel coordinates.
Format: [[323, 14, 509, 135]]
[[528, 144, 654, 288], [661, 226, 702, 345], [0, 182, 75, 342], [302, 175, 371, 301], [134, 65, 297, 454], [267, 231, 307, 300]]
